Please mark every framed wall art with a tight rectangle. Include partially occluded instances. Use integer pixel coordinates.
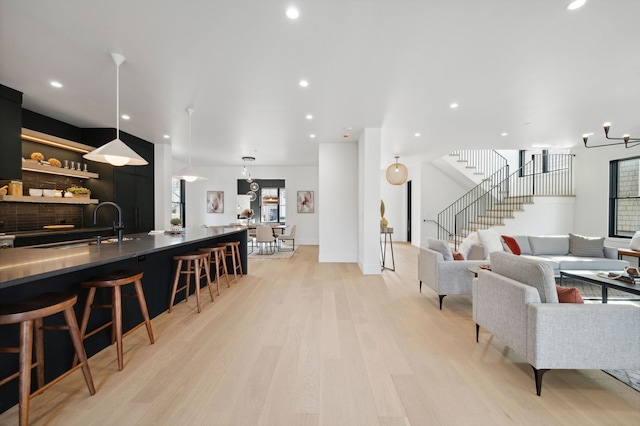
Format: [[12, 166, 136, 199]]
[[207, 191, 224, 213], [297, 190, 314, 213]]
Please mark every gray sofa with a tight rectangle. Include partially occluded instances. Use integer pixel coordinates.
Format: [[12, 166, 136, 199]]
[[473, 251, 640, 395], [472, 234, 629, 274]]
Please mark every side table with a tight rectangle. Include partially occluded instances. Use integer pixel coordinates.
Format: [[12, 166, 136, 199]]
[[380, 227, 395, 271], [618, 248, 640, 267]]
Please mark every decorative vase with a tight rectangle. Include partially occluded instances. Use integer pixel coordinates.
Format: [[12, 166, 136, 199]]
[[72, 193, 90, 199]]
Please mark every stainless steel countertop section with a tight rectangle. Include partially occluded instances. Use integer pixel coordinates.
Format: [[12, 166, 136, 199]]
[[0, 227, 246, 290]]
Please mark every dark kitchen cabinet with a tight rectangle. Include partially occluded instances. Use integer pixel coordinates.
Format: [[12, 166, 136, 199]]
[[114, 170, 154, 233], [0, 85, 23, 180]]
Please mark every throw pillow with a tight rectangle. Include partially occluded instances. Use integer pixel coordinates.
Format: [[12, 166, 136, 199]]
[[569, 233, 604, 258], [501, 235, 521, 255], [630, 231, 640, 251], [452, 251, 464, 260], [428, 238, 454, 261], [458, 231, 480, 259], [477, 228, 504, 254], [556, 285, 584, 303]]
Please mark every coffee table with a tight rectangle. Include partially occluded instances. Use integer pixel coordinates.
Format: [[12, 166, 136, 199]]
[[559, 270, 640, 303]]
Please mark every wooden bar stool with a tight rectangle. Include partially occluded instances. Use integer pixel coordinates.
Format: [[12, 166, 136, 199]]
[[76, 270, 155, 371], [218, 241, 243, 283], [0, 292, 96, 426], [169, 251, 214, 313], [198, 246, 230, 295]]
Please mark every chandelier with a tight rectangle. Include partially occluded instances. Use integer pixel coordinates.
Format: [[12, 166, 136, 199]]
[[583, 123, 640, 149], [242, 156, 259, 199]]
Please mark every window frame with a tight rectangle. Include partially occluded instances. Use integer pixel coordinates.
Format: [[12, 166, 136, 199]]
[[609, 155, 640, 238]]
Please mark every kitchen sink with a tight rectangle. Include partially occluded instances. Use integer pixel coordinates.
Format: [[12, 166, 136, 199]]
[[29, 237, 139, 249]]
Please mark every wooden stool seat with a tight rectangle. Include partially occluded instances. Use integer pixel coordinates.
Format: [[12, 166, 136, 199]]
[[169, 251, 214, 313], [76, 270, 155, 371], [0, 292, 95, 426], [198, 246, 230, 294], [217, 241, 243, 283]]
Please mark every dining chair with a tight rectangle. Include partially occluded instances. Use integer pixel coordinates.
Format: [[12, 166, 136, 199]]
[[256, 225, 275, 254], [277, 225, 296, 251]]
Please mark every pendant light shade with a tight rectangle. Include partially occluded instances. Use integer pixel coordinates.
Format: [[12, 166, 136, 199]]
[[174, 108, 207, 182], [386, 156, 408, 185], [84, 53, 148, 166]]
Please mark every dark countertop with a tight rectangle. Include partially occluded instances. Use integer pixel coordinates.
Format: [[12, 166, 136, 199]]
[[0, 227, 246, 289]]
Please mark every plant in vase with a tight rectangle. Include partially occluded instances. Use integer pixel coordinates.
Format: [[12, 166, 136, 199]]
[[170, 217, 182, 231], [240, 208, 254, 225], [66, 186, 91, 198]]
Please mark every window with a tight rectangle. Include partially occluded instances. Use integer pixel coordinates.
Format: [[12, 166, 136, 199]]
[[260, 187, 286, 223], [609, 156, 640, 237], [171, 178, 185, 226]]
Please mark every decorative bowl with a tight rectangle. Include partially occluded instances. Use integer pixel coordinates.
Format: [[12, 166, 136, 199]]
[[29, 188, 43, 196], [42, 189, 55, 197]]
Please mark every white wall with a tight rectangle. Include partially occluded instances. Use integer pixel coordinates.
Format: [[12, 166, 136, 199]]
[[319, 141, 358, 262], [358, 129, 382, 274], [154, 143, 174, 229], [499, 197, 575, 235], [183, 165, 320, 245]]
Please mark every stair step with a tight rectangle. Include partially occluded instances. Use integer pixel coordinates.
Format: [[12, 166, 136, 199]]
[[478, 215, 514, 220], [474, 172, 484, 175]]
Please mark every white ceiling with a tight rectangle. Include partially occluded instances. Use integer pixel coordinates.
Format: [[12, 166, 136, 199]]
[[1, 0, 639, 169]]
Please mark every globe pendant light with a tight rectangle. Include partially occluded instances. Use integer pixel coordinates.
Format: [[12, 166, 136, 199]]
[[84, 53, 148, 166], [174, 108, 207, 182], [386, 156, 408, 185]]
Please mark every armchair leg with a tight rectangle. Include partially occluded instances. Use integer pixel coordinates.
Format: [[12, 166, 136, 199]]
[[531, 366, 550, 396], [419, 281, 422, 293], [475, 324, 479, 342], [438, 295, 446, 310]]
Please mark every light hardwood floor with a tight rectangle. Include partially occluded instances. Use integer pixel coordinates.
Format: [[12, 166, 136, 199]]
[[1, 244, 639, 425]]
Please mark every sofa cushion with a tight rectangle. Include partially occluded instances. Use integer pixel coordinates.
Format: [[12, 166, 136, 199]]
[[630, 231, 640, 251], [501, 235, 521, 255], [556, 256, 629, 271], [569, 233, 604, 258], [491, 251, 559, 303], [528, 235, 569, 256], [477, 228, 504, 254], [427, 238, 453, 261], [556, 285, 584, 303], [512, 235, 532, 255]]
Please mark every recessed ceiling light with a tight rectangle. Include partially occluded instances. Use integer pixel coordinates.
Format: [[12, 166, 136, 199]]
[[310, 134, 316, 138], [163, 134, 170, 139], [450, 103, 459, 109], [501, 132, 508, 136], [286, 7, 300, 19], [121, 114, 130, 120], [299, 80, 309, 87], [414, 133, 421, 137], [50, 81, 63, 88], [306, 114, 313, 120], [567, 0, 586, 10]]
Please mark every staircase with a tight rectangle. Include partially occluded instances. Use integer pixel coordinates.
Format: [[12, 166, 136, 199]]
[[437, 153, 575, 247]]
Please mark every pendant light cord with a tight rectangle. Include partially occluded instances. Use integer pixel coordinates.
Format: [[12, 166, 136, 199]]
[[187, 109, 193, 166], [116, 60, 120, 140]]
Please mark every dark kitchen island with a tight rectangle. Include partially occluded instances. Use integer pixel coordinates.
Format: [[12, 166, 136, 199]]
[[0, 226, 247, 414]]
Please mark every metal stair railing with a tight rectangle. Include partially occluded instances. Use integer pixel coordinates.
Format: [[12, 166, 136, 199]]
[[437, 154, 574, 247], [450, 149, 508, 178]]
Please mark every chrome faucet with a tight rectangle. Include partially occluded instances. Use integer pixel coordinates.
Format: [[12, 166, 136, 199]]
[[94, 201, 125, 242]]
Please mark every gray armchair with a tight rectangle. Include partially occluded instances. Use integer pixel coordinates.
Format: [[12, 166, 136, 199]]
[[418, 242, 485, 309], [474, 251, 640, 395]]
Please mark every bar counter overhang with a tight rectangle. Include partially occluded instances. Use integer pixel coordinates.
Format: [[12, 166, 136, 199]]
[[0, 226, 248, 414]]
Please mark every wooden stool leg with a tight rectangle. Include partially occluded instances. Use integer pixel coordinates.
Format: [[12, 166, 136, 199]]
[[213, 253, 221, 295], [219, 252, 230, 288], [73, 287, 96, 367], [113, 285, 124, 370], [193, 259, 202, 313], [229, 247, 238, 283], [62, 306, 96, 395], [204, 256, 215, 303], [34, 317, 45, 389], [18, 320, 33, 426], [169, 259, 183, 313], [235, 245, 243, 276], [133, 279, 155, 344]]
